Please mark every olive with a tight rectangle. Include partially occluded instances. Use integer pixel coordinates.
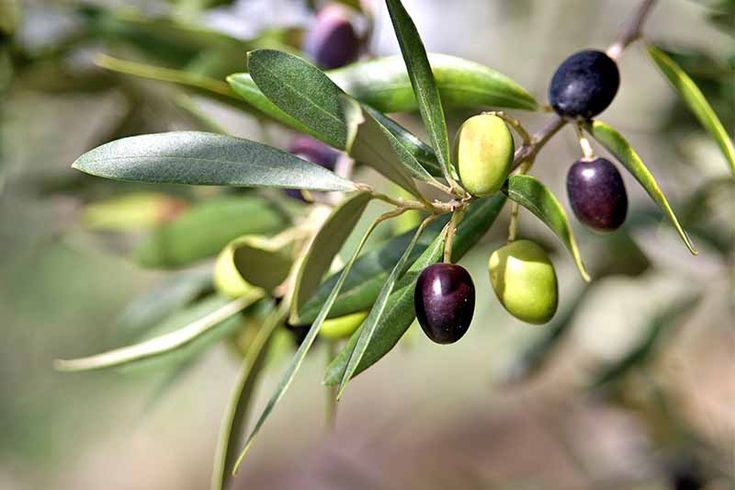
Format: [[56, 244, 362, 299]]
[[317, 311, 368, 340], [414, 263, 475, 344], [489, 240, 558, 324], [304, 4, 360, 69], [549, 49, 620, 119], [285, 136, 341, 201], [567, 157, 627, 232], [454, 114, 514, 196]]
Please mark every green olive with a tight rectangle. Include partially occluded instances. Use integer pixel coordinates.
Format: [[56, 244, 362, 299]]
[[488, 239, 558, 324], [319, 311, 368, 340], [454, 114, 514, 196]]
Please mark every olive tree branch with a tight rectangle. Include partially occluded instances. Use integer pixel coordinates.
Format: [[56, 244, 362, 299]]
[[607, 0, 658, 60]]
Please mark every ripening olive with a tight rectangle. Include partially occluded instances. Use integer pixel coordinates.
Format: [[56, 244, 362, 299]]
[[567, 157, 628, 232], [454, 114, 514, 196], [414, 263, 475, 344], [319, 311, 368, 340], [549, 50, 620, 119], [304, 4, 360, 69], [285, 136, 341, 201], [489, 240, 558, 324]]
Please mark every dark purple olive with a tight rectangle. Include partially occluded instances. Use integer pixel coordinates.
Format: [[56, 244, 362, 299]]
[[567, 157, 628, 232], [414, 263, 475, 344], [549, 49, 620, 119], [304, 4, 360, 69], [288, 136, 339, 170]]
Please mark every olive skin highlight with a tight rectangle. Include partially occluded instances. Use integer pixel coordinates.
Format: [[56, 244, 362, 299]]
[[567, 157, 628, 232], [414, 263, 475, 344], [549, 49, 620, 119]]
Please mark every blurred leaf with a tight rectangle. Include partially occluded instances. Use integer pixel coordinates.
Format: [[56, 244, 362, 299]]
[[73, 131, 356, 191], [585, 120, 698, 255], [228, 235, 293, 292], [324, 194, 507, 384], [335, 217, 431, 398], [0, 0, 19, 37], [345, 100, 430, 196], [590, 295, 701, 389], [232, 214, 389, 472], [330, 53, 539, 112], [55, 293, 261, 372], [385, 0, 452, 180], [211, 305, 283, 490], [247, 49, 349, 149], [503, 175, 590, 282], [647, 44, 735, 174], [115, 267, 213, 341], [83, 192, 188, 231], [135, 195, 287, 268], [290, 192, 372, 323]]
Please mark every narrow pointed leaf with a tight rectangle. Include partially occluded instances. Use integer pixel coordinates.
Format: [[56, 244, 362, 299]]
[[290, 192, 373, 323], [232, 215, 390, 472], [212, 306, 283, 490], [504, 175, 590, 281], [55, 294, 262, 372], [324, 194, 507, 384], [72, 131, 356, 191], [585, 120, 697, 255], [647, 44, 734, 174], [247, 49, 349, 149], [329, 53, 538, 112], [385, 0, 452, 178], [336, 218, 430, 398]]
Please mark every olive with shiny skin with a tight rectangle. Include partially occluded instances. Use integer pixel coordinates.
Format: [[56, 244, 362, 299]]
[[454, 114, 515, 196], [414, 263, 475, 344], [549, 49, 620, 119], [489, 240, 558, 324], [567, 157, 628, 232]]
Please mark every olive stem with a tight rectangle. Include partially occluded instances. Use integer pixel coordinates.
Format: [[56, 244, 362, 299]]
[[507, 158, 534, 242], [443, 207, 466, 263], [485, 111, 532, 145], [574, 124, 596, 160], [510, 116, 566, 172], [607, 0, 658, 61]]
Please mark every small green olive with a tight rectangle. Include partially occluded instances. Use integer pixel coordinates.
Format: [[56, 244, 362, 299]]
[[488, 239, 558, 324], [454, 114, 514, 196], [319, 311, 368, 340]]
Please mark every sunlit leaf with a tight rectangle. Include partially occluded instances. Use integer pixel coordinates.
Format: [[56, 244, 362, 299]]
[[504, 175, 590, 282], [585, 120, 698, 255], [647, 44, 734, 174]]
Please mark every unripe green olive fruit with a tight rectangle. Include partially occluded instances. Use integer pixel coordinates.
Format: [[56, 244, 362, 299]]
[[319, 311, 368, 340], [454, 114, 514, 196], [214, 235, 292, 299], [488, 239, 558, 324]]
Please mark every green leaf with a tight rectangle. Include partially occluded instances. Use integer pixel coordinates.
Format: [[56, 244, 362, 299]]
[[329, 53, 539, 112], [370, 111, 443, 177], [54, 293, 262, 372], [73, 131, 356, 191], [211, 305, 283, 490], [335, 218, 430, 398], [229, 235, 293, 292], [504, 175, 590, 282], [585, 120, 698, 255], [247, 49, 349, 150], [232, 214, 390, 473], [345, 100, 431, 195], [385, 0, 452, 179], [290, 192, 373, 323], [647, 44, 735, 174], [324, 194, 507, 385], [134, 195, 287, 269], [82, 191, 188, 231]]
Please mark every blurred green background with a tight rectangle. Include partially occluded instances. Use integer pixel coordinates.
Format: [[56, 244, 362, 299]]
[[0, 0, 733, 488]]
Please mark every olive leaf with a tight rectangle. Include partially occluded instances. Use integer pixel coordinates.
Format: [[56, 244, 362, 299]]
[[54, 293, 262, 372], [82, 191, 187, 231], [329, 53, 539, 112], [247, 49, 349, 149], [324, 194, 507, 385], [385, 0, 453, 180], [585, 120, 697, 255], [134, 195, 287, 269], [73, 131, 356, 191], [503, 175, 591, 282], [211, 305, 284, 490], [647, 44, 734, 174], [335, 217, 432, 399], [290, 191, 373, 324], [231, 213, 395, 473]]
